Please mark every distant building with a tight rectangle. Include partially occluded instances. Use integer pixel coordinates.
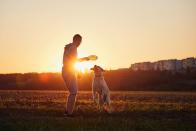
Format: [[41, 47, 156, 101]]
[[162, 59, 176, 71], [182, 57, 195, 69], [154, 60, 165, 71], [140, 62, 153, 71], [175, 60, 183, 71], [130, 57, 196, 72], [131, 62, 153, 71], [195, 58, 196, 65], [131, 63, 140, 71]]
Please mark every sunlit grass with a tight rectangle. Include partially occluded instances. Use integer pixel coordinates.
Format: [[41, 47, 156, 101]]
[[0, 91, 196, 131]]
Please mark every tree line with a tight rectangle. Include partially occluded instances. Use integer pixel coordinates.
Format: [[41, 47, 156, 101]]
[[0, 69, 196, 91]]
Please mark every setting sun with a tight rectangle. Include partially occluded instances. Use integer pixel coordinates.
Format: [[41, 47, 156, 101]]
[[74, 61, 93, 73]]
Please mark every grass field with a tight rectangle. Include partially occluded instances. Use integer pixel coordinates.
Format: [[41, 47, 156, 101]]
[[0, 90, 196, 131]]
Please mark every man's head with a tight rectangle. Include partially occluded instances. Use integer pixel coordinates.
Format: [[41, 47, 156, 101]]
[[73, 34, 82, 47]]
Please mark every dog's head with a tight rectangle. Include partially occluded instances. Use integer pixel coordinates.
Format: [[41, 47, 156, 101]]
[[90, 65, 105, 76]]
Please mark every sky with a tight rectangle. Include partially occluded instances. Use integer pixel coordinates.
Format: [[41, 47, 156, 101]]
[[0, 0, 196, 73]]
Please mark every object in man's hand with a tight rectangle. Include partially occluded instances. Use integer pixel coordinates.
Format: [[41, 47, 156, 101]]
[[79, 55, 98, 62], [87, 55, 98, 61]]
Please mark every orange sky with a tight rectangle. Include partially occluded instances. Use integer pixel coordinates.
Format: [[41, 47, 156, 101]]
[[0, 0, 196, 73]]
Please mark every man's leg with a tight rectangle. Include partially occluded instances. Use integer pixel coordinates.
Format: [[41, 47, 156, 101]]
[[66, 75, 77, 115]]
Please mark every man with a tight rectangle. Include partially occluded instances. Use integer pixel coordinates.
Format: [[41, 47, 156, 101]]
[[62, 34, 88, 117]]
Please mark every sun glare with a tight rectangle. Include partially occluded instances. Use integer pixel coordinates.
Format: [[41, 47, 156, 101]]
[[74, 61, 93, 73]]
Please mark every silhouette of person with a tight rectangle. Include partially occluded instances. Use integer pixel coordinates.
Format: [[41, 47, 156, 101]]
[[62, 34, 88, 117]]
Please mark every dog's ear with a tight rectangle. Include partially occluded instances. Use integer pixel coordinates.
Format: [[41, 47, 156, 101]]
[[98, 66, 105, 72], [101, 68, 105, 72]]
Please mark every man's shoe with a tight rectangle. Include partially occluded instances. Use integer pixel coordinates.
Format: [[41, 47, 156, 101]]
[[64, 111, 74, 118]]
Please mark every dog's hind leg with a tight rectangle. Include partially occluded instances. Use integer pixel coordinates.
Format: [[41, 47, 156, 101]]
[[98, 94, 104, 112], [103, 95, 112, 114]]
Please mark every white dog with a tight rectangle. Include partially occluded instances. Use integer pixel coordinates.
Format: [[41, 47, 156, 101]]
[[91, 65, 111, 113]]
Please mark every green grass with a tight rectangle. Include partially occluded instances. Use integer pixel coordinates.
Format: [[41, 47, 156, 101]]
[[0, 90, 196, 131]]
